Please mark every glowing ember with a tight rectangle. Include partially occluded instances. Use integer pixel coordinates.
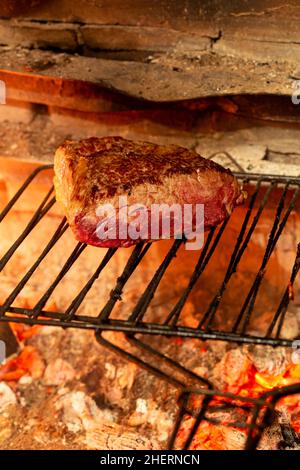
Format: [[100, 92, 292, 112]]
[[0, 345, 45, 382], [176, 352, 300, 449], [9, 322, 41, 342]]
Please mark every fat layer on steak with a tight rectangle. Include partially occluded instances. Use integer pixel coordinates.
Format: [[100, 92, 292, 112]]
[[54, 136, 244, 248]]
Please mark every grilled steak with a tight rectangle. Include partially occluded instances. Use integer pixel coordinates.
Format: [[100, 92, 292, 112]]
[[54, 136, 244, 248]]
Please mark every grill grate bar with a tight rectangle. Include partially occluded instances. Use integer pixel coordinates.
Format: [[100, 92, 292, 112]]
[[169, 218, 229, 327], [98, 242, 151, 321], [167, 393, 189, 450], [0, 165, 53, 223], [128, 238, 183, 323], [0, 305, 297, 346], [96, 331, 185, 389], [0, 186, 56, 271], [183, 395, 212, 450], [63, 247, 118, 321], [32, 241, 87, 318], [198, 180, 270, 330], [0, 217, 68, 318], [127, 334, 211, 388], [234, 185, 300, 334], [238, 183, 291, 333], [163, 226, 217, 326], [267, 243, 300, 338]]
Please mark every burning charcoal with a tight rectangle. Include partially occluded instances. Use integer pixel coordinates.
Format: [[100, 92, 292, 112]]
[[104, 363, 116, 380], [0, 345, 45, 382], [56, 391, 97, 433], [43, 358, 76, 386], [222, 427, 247, 450], [258, 413, 284, 450], [174, 416, 247, 450], [99, 361, 138, 406], [204, 408, 248, 450], [278, 409, 300, 450], [212, 348, 252, 392], [258, 410, 300, 450], [247, 345, 290, 376]]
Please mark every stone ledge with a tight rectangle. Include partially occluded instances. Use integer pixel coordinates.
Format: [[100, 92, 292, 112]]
[[0, 20, 78, 50], [0, 46, 296, 101]]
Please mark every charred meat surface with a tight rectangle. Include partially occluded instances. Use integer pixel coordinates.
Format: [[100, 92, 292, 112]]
[[54, 136, 244, 247]]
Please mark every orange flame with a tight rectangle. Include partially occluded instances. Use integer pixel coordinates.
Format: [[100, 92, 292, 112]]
[[0, 345, 44, 381]]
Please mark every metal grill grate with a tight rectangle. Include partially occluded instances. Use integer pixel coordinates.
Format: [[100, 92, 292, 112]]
[[0, 165, 299, 347], [1, 163, 300, 450]]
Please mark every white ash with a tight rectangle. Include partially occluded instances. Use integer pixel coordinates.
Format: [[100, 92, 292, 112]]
[[246, 345, 290, 376], [86, 423, 157, 450], [211, 348, 252, 391], [18, 375, 33, 385], [43, 358, 76, 386], [104, 363, 116, 380], [0, 382, 17, 411], [116, 363, 137, 390], [56, 390, 116, 434], [54, 390, 154, 450], [128, 398, 174, 442], [136, 398, 148, 414]]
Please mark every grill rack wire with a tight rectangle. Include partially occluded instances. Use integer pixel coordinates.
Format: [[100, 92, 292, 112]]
[[0, 161, 300, 450]]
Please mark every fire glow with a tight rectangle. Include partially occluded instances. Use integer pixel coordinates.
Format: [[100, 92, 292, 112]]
[[1, 322, 300, 450], [175, 353, 300, 450]]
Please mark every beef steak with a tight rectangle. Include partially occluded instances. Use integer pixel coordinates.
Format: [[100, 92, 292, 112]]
[[54, 136, 244, 248]]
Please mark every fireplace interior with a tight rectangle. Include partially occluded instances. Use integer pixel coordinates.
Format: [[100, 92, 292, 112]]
[[0, 0, 300, 451]]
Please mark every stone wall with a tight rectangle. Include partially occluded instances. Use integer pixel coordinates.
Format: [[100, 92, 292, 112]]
[[0, 1, 299, 99]]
